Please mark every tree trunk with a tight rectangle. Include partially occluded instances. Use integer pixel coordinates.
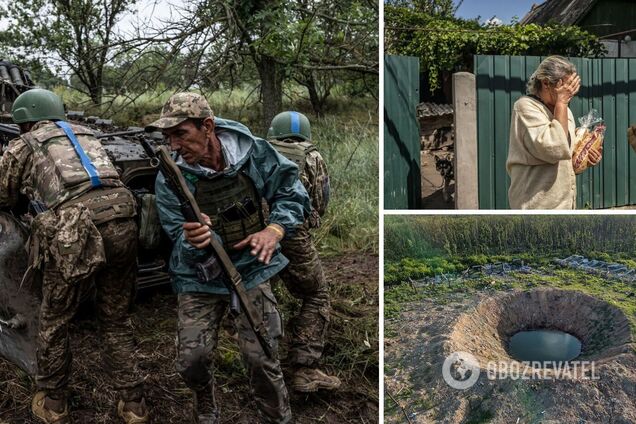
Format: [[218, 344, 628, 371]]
[[304, 72, 330, 117], [256, 54, 283, 130], [88, 83, 102, 106]]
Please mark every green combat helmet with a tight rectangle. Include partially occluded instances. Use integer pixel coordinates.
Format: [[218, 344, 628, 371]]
[[11, 88, 65, 124], [267, 111, 311, 141]]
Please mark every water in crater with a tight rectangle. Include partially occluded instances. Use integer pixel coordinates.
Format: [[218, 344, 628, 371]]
[[509, 330, 582, 363]]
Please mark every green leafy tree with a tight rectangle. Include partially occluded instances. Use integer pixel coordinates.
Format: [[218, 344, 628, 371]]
[[385, 5, 606, 93], [0, 0, 137, 105], [99, 48, 189, 94], [286, 0, 378, 115], [156, 0, 377, 125], [385, 0, 462, 17]]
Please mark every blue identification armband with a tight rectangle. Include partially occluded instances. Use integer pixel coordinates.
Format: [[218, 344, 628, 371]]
[[55, 121, 102, 187]]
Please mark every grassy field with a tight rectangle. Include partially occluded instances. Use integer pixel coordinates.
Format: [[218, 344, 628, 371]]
[[385, 215, 636, 285], [55, 85, 379, 255], [385, 215, 636, 261], [384, 215, 636, 325]]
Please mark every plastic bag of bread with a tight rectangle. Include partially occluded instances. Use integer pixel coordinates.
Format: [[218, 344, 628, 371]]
[[572, 109, 605, 174]]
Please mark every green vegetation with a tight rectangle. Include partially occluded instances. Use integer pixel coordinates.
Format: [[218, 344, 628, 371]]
[[384, 282, 424, 320], [273, 258, 378, 393], [385, 264, 636, 338], [56, 85, 378, 255], [384, 216, 636, 328], [385, 5, 605, 93], [385, 257, 463, 285], [1, 0, 377, 127], [385, 215, 636, 261]]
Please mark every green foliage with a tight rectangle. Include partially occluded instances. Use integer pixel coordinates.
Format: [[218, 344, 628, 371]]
[[384, 215, 441, 260], [385, 261, 636, 338], [178, 0, 377, 123], [465, 254, 489, 266], [384, 256, 463, 285], [56, 84, 378, 254], [385, 258, 431, 284], [385, 5, 606, 92], [384, 282, 423, 319], [385, 215, 636, 259], [0, 0, 137, 104], [312, 112, 378, 254], [273, 262, 379, 392], [385, 0, 458, 18], [76, 48, 189, 96]]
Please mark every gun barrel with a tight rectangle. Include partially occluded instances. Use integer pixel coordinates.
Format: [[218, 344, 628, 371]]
[[139, 138, 156, 158], [96, 129, 146, 139]]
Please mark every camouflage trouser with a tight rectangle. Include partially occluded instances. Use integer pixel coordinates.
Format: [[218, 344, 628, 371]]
[[176, 282, 291, 424], [279, 224, 330, 367], [36, 218, 144, 400]]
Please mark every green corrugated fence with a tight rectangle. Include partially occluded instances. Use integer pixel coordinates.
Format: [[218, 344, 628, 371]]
[[384, 55, 421, 209], [475, 55, 636, 209]]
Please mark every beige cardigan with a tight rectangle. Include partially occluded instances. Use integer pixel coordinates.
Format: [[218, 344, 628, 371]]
[[506, 96, 577, 209]]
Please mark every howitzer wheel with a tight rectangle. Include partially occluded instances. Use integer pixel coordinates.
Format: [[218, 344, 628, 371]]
[[0, 212, 39, 374]]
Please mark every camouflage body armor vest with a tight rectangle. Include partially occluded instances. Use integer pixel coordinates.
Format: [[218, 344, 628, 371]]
[[195, 171, 265, 249], [269, 139, 316, 174], [22, 122, 122, 210]]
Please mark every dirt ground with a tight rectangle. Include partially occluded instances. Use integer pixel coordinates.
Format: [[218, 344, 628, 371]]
[[385, 284, 636, 424], [0, 252, 379, 424]]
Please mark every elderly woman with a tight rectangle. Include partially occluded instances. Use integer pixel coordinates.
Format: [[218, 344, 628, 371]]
[[506, 56, 601, 209]]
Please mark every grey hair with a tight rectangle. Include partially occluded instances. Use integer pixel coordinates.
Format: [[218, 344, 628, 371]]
[[526, 56, 576, 95]]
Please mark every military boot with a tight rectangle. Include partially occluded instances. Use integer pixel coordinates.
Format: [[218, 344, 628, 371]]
[[193, 384, 219, 424], [32, 391, 71, 424], [117, 398, 150, 424], [291, 367, 342, 393]]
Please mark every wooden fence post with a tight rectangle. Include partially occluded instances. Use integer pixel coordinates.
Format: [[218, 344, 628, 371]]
[[453, 72, 478, 209]]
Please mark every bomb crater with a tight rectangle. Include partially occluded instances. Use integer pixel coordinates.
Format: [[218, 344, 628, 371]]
[[446, 288, 633, 372]]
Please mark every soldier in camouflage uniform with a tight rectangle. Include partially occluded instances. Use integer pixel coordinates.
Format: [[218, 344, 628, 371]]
[[266, 111, 341, 392], [0, 89, 148, 424], [148, 93, 311, 423]]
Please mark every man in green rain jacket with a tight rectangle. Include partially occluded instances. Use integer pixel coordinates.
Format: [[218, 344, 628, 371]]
[[149, 92, 310, 424]]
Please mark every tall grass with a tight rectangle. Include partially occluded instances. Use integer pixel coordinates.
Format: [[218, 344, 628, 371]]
[[312, 113, 378, 254], [55, 85, 379, 254], [385, 215, 636, 261]]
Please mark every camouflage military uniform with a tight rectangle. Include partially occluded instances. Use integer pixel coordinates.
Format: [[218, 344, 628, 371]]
[[151, 93, 310, 423], [176, 284, 288, 422], [274, 143, 331, 368], [0, 121, 144, 401]]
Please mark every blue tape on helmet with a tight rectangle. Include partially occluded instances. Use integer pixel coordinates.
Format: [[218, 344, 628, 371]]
[[290, 111, 300, 134], [55, 121, 102, 188]]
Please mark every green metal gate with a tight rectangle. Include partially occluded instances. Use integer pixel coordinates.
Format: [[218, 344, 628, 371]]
[[475, 55, 636, 209], [384, 55, 421, 209]]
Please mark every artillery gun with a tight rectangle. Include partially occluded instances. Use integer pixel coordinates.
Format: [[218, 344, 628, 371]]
[[0, 61, 171, 374]]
